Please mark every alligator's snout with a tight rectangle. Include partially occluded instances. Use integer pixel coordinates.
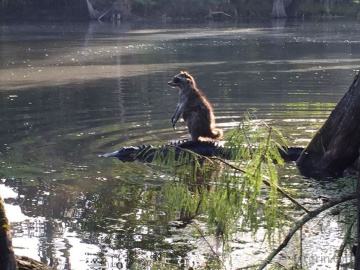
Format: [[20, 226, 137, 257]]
[[101, 150, 121, 158]]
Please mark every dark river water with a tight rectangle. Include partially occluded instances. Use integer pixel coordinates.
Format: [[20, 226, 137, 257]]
[[0, 19, 359, 269]]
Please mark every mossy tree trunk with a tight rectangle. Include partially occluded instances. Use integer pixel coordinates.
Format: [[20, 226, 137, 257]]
[[296, 71, 360, 178]]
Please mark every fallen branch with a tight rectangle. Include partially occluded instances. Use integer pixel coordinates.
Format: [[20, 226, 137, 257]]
[[97, 8, 111, 21], [205, 10, 233, 20], [257, 192, 358, 270]]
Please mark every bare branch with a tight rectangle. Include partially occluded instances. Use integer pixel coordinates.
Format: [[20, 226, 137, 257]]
[[257, 192, 358, 270], [208, 156, 246, 173], [208, 156, 309, 213], [191, 221, 227, 270], [336, 216, 356, 269]]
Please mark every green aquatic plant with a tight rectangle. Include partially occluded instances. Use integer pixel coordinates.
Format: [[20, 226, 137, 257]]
[[152, 110, 288, 252]]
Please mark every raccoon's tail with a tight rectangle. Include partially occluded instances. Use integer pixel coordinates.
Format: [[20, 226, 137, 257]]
[[198, 128, 223, 141], [210, 128, 223, 140]]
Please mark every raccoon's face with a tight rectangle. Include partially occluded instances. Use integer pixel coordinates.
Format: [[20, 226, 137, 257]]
[[168, 71, 194, 88], [168, 73, 186, 88]]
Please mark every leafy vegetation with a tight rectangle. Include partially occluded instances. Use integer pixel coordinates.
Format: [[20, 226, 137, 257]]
[[152, 111, 287, 253], [142, 111, 358, 268]]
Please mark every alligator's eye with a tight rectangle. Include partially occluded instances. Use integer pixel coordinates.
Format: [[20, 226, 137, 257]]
[[173, 77, 181, 83]]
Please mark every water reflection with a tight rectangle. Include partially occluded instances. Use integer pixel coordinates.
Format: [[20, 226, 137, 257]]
[[0, 19, 359, 269], [3, 177, 197, 269]]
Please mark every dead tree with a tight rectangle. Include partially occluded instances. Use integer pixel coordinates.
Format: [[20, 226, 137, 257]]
[[296, 71, 360, 178], [271, 0, 287, 18], [86, 0, 102, 19], [86, 0, 135, 21]]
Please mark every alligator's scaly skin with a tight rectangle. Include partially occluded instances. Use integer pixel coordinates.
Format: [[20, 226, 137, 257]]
[[102, 140, 303, 163]]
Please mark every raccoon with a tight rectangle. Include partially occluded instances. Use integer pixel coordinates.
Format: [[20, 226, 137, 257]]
[[168, 71, 223, 141]]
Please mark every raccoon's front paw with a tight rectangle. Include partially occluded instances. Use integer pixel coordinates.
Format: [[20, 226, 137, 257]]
[[171, 118, 177, 129]]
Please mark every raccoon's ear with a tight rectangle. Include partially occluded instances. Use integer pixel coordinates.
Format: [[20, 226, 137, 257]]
[[186, 77, 194, 86], [182, 72, 192, 81], [182, 71, 190, 77], [181, 71, 190, 80]]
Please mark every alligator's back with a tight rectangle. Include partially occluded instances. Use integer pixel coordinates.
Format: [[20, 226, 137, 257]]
[[102, 140, 222, 162], [101, 140, 303, 163]]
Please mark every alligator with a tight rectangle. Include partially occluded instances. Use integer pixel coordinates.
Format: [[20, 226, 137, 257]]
[[101, 140, 304, 163]]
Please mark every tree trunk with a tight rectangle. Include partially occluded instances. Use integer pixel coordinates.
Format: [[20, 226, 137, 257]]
[[271, 0, 287, 18], [296, 71, 360, 178], [86, 0, 135, 21], [86, 0, 100, 19], [111, 0, 134, 20], [324, 0, 331, 15], [0, 197, 16, 270], [356, 167, 360, 269], [285, 0, 301, 18]]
